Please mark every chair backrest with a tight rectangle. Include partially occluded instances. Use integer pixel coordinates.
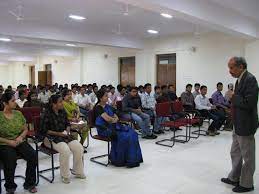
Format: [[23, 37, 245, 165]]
[[20, 107, 41, 124], [32, 116, 41, 134], [87, 109, 96, 128], [116, 101, 122, 111], [156, 102, 171, 117], [171, 101, 184, 113]]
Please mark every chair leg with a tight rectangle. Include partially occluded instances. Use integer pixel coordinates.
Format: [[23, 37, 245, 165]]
[[83, 132, 90, 153], [188, 125, 201, 140], [192, 129, 207, 136], [171, 125, 189, 144], [90, 141, 110, 167], [155, 130, 176, 147], [36, 144, 40, 185], [192, 120, 208, 136], [38, 153, 59, 183], [0, 167, 2, 194]]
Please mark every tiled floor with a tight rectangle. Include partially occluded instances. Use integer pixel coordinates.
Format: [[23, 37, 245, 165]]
[[2, 126, 258, 194]]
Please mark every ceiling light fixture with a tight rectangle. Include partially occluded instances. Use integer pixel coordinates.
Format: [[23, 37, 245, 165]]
[[147, 30, 159, 34], [69, 14, 86, 21], [0, 38, 12, 42], [66, 43, 76, 47], [161, 13, 173, 19]]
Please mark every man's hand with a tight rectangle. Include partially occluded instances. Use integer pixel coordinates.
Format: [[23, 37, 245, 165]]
[[135, 108, 142, 114], [71, 118, 79, 123], [229, 91, 234, 100], [15, 136, 24, 145], [112, 117, 119, 123], [8, 140, 18, 147], [211, 105, 217, 110], [60, 132, 69, 138], [225, 108, 231, 114]]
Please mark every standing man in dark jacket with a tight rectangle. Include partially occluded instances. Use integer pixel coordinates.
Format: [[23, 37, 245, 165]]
[[221, 57, 258, 193]]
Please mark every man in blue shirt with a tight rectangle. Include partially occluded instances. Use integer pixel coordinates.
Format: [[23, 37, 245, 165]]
[[211, 82, 232, 131], [141, 83, 164, 134]]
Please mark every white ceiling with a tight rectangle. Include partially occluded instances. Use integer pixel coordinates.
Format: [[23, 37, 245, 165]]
[[0, 41, 81, 63], [208, 0, 259, 23], [0, 0, 211, 47], [0, 0, 258, 62]]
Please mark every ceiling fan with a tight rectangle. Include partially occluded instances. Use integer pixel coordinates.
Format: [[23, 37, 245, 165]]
[[8, 0, 38, 22], [9, 4, 25, 21], [105, 3, 137, 16], [112, 24, 123, 35], [112, 24, 131, 36], [193, 25, 202, 39]]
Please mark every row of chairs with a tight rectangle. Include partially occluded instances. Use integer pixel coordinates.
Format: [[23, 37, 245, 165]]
[[155, 101, 203, 147]]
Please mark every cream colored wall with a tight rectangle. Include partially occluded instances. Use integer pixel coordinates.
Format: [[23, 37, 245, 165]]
[[82, 45, 137, 86], [0, 32, 255, 97], [136, 32, 246, 96]]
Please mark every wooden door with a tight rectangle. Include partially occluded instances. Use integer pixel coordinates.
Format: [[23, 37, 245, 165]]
[[46, 71, 52, 85], [38, 71, 47, 86], [38, 71, 52, 86], [167, 64, 176, 87], [157, 64, 168, 86], [119, 57, 135, 86], [157, 54, 176, 87], [30, 66, 35, 85]]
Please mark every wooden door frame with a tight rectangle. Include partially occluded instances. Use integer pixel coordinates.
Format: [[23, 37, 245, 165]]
[[29, 66, 35, 85], [156, 53, 176, 86], [119, 56, 136, 86]]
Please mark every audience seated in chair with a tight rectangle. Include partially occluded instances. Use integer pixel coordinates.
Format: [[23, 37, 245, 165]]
[[115, 85, 126, 103], [75, 86, 92, 119], [138, 85, 144, 98], [122, 86, 157, 139], [15, 90, 27, 108], [154, 86, 161, 100], [156, 85, 170, 103], [167, 84, 178, 101], [62, 90, 89, 147], [94, 89, 143, 167], [71, 85, 78, 103], [180, 84, 195, 111], [224, 83, 234, 103], [195, 85, 226, 136], [141, 83, 165, 134], [114, 87, 131, 121], [211, 82, 232, 131], [108, 86, 116, 107], [192, 83, 201, 99], [0, 86, 3, 101], [89, 85, 98, 106], [0, 92, 37, 194], [48, 86, 56, 96], [37, 87, 50, 107], [23, 91, 42, 108], [39, 94, 86, 184], [86, 84, 93, 95]]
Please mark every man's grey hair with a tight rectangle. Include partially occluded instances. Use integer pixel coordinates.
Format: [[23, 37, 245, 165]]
[[232, 56, 247, 69]]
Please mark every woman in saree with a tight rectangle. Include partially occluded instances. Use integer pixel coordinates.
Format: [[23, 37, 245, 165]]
[[94, 89, 143, 168]]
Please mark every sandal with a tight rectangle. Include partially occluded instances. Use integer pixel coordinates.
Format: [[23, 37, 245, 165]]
[[25, 186, 37, 193]]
